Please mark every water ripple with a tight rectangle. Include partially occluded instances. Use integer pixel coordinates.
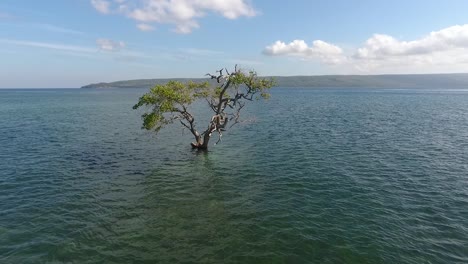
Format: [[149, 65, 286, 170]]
[[0, 88, 467, 263]]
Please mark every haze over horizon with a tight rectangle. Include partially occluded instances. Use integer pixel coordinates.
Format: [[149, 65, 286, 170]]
[[1, 0, 468, 88]]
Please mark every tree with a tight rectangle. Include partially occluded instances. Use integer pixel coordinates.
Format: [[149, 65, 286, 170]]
[[133, 66, 275, 150]]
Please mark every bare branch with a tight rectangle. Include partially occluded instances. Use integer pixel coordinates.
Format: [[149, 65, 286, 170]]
[[214, 130, 222, 145], [229, 102, 245, 129], [206, 98, 217, 112], [205, 73, 217, 80], [180, 120, 191, 130]]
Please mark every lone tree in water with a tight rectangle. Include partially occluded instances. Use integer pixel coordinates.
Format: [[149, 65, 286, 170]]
[[133, 66, 274, 150]]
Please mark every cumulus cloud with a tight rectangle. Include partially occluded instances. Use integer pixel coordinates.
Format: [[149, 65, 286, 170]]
[[96, 38, 125, 51], [90, 0, 257, 33], [351, 24, 468, 72], [263, 39, 345, 64], [264, 24, 468, 73]]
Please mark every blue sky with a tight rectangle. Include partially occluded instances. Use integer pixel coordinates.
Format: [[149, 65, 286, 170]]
[[1, 0, 468, 88]]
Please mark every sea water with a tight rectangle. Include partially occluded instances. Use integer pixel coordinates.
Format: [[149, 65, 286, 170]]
[[0, 87, 467, 263]]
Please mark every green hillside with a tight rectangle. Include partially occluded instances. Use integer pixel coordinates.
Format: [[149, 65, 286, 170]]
[[81, 73, 468, 89]]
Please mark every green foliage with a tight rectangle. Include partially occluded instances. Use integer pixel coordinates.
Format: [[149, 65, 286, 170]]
[[133, 80, 209, 110], [228, 70, 275, 99], [133, 67, 275, 139], [141, 112, 163, 131], [133, 80, 209, 131]]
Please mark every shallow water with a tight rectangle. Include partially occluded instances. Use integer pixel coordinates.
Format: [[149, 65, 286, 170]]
[[1, 87, 467, 263]]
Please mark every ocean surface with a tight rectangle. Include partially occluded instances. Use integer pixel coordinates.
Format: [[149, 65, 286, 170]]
[[1, 87, 467, 263]]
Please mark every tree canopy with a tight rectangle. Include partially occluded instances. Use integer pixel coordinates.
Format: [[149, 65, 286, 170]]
[[133, 66, 275, 150]]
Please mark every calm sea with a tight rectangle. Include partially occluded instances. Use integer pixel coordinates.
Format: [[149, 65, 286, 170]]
[[0, 87, 467, 263]]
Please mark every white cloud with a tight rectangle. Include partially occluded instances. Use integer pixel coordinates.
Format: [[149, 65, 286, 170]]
[[355, 25, 468, 59], [90, 0, 257, 33], [0, 38, 148, 64], [136, 23, 155, 31], [0, 39, 96, 53], [96, 38, 126, 51], [91, 0, 111, 14], [36, 23, 84, 35], [264, 24, 468, 73], [263, 39, 345, 64]]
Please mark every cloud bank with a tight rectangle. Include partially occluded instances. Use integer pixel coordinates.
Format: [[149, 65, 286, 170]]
[[264, 24, 468, 73], [91, 0, 257, 33]]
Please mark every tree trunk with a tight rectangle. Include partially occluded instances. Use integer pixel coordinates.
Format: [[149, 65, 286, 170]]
[[200, 132, 211, 149], [190, 131, 203, 149], [191, 133, 211, 150], [190, 125, 213, 150]]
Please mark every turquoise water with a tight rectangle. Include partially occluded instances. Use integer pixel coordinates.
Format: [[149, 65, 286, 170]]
[[1, 88, 467, 263]]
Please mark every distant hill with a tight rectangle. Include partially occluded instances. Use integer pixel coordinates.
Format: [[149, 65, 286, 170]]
[[81, 73, 468, 89]]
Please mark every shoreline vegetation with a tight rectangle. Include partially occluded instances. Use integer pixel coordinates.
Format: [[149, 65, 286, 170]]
[[81, 73, 468, 89]]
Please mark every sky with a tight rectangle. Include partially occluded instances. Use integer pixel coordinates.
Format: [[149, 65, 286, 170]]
[[1, 0, 468, 88]]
